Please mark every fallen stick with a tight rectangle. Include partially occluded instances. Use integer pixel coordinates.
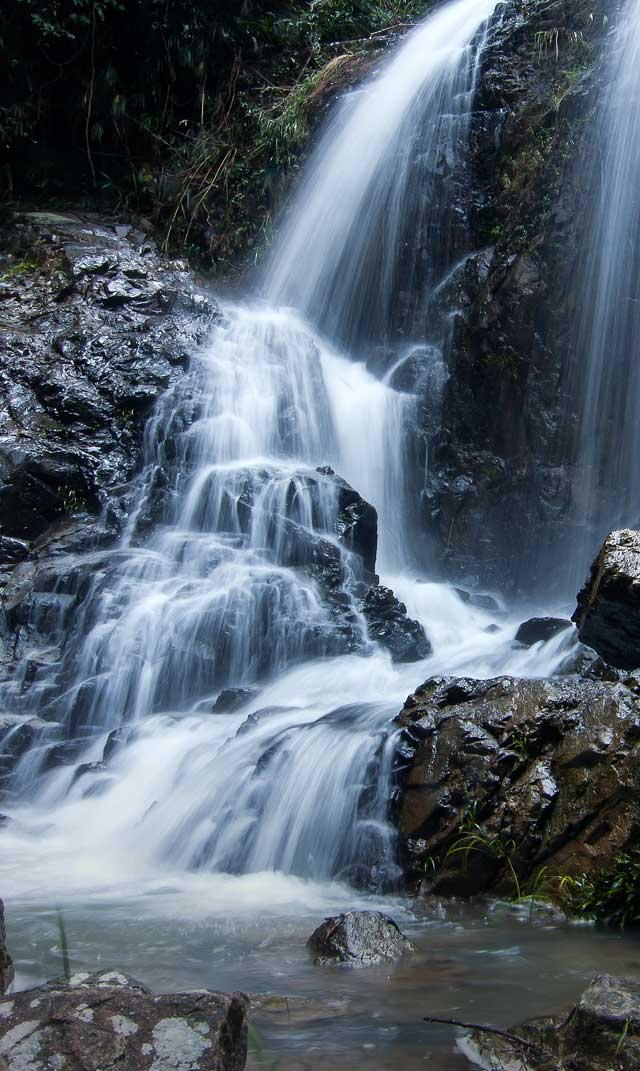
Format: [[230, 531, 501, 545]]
[[423, 1016, 549, 1058]]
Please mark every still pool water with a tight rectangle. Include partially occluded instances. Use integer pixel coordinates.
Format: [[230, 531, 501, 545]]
[[5, 874, 639, 1070]]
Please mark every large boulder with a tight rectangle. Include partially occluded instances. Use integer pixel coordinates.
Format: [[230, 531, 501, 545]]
[[573, 529, 640, 670], [462, 975, 640, 1071], [0, 897, 14, 995], [0, 969, 248, 1071], [0, 212, 216, 546], [394, 674, 640, 895], [307, 911, 413, 966]]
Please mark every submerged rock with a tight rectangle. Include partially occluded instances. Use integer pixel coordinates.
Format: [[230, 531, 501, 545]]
[[514, 616, 572, 646], [573, 529, 640, 669], [307, 910, 413, 966], [0, 897, 14, 995], [0, 969, 248, 1070], [394, 674, 640, 895], [462, 974, 640, 1070]]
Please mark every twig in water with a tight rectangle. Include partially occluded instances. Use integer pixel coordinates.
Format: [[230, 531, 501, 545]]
[[423, 1017, 549, 1059]]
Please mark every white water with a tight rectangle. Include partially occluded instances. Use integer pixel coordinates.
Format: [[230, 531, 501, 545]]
[[568, 0, 640, 586], [266, 0, 499, 350], [2, 0, 579, 922]]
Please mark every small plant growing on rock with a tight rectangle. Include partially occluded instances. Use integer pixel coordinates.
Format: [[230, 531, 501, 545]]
[[558, 850, 640, 928]]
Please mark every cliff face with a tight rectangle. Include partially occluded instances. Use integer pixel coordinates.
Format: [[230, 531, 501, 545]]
[[420, 0, 611, 599]]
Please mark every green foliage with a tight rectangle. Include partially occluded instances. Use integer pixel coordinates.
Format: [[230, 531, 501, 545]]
[[446, 811, 552, 920], [559, 851, 640, 928], [0, 0, 431, 269], [1, 256, 39, 279], [13, 0, 124, 41], [59, 487, 87, 513]]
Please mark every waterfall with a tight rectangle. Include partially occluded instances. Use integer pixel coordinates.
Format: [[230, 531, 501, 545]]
[[3, 0, 555, 902], [568, 0, 640, 582], [266, 0, 498, 353]]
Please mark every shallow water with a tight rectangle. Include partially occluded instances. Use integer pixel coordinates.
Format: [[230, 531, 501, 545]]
[[6, 879, 640, 1070]]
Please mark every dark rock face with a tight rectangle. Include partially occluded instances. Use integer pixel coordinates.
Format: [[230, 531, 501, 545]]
[[463, 975, 640, 1071], [0, 897, 14, 995], [514, 616, 572, 647], [359, 585, 431, 662], [317, 466, 378, 574], [573, 529, 640, 670], [394, 674, 640, 895], [211, 689, 258, 715], [420, 0, 612, 598], [0, 969, 248, 1071], [307, 911, 413, 966], [0, 212, 216, 545]]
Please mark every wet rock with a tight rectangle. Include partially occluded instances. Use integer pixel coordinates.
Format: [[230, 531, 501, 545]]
[[454, 589, 501, 613], [211, 689, 258, 715], [573, 529, 640, 669], [0, 969, 248, 1070], [394, 674, 640, 895], [321, 467, 378, 574], [103, 727, 132, 763], [420, 2, 612, 598], [360, 585, 431, 662], [0, 213, 217, 692], [0, 897, 14, 995], [0, 212, 216, 544], [307, 910, 413, 966], [462, 974, 640, 1071], [514, 616, 572, 646]]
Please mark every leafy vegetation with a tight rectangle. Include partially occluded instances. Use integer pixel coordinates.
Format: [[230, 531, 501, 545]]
[[1, 0, 428, 271], [558, 851, 640, 928], [443, 809, 640, 929]]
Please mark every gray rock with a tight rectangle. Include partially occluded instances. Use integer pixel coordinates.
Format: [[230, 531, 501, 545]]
[[0, 969, 248, 1070], [573, 529, 640, 669], [462, 974, 640, 1070], [307, 910, 413, 966], [0, 897, 14, 995]]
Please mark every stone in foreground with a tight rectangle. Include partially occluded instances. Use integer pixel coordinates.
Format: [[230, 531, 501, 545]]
[[460, 974, 640, 1070], [0, 970, 248, 1071], [573, 529, 640, 669], [307, 910, 413, 966]]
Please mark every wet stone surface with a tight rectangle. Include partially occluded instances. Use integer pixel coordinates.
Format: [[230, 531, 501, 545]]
[[394, 673, 640, 894], [463, 974, 640, 1071], [0, 970, 248, 1071], [307, 910, 413, 966]]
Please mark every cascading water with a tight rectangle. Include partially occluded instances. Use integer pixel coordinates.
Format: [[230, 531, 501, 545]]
[[2, 0, 575, 915], [566, 0, 640, 586], [266, 0, 498, 354]]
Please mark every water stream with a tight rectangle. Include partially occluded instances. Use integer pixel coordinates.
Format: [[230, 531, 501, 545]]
[[565, 0, 640, 588], [3, 0, 637, 1066]]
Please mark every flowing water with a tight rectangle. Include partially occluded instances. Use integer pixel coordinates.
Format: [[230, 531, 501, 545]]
[[2, 0, 636, 1066], [565, 0, 640, 588]]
